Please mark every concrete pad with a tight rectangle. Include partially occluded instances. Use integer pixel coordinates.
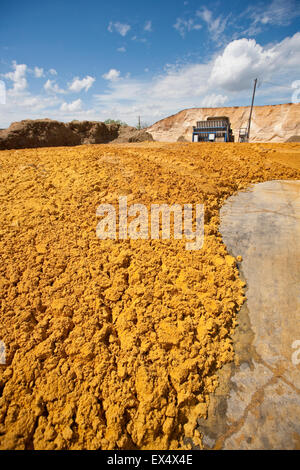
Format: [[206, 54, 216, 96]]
[[198, 180, 300, 450]]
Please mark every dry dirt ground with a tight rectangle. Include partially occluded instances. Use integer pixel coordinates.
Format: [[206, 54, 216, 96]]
[[0, 142, 299, 450]]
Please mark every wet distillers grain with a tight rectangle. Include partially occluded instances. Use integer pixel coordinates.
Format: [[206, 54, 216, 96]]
[[0, 142, 299, 450]]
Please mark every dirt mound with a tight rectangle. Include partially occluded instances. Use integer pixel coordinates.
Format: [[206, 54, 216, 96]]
[[177, 135, 188, 142], [111, 126, 154, 143], [0, 142, 299, 450], [0, 119, 153, 150], [147, 103, 300, 143], [286, 135, 300, 142]]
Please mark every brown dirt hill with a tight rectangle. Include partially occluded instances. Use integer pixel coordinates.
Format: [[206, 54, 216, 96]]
[[110, 125, 154, 144], [0, 119, 153, 150], [286, 135, 300, 142], [147, 103, 300, 143]]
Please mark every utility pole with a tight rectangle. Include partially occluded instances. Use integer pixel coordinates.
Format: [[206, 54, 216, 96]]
[[247, 78, 257, 141]]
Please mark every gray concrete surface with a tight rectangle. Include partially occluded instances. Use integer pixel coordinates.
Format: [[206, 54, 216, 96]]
[[198, 180, 300, 450]]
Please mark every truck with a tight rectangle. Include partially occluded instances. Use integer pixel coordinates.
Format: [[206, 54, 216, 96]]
[[192, 116, 234, 142]]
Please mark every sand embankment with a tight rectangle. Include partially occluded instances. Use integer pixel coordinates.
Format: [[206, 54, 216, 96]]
[[147, 103, 300, 143]]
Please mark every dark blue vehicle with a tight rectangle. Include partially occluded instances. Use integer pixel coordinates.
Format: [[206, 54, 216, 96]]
[[192, 116, 234, 142]]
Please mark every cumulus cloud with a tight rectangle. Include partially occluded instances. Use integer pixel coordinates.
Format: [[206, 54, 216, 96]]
[[49, 68, 57, 76], [60, 99, 82, 112], [44, 79, 65, 94], [34, 66, 44, 78], [2, 33, 300, 128], [94, 63, 212, 125], [102, 69, 121, 81], [94, 33, 300, 124], [210, 33, 300, 91], [117, 47, 126, 53], [69, 75, 95, 92], [173, 18, 202, 37], [150, 64, 210, 100], [108, 21, 131, 37], [1, 87, 62, 127], [4, 61, 27, 93]]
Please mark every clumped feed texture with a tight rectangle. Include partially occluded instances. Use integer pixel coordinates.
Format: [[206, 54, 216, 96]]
[[0, 142, 299, 450]]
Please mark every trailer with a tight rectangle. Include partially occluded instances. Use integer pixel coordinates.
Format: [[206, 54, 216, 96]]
[[192, 116, 234, 142]]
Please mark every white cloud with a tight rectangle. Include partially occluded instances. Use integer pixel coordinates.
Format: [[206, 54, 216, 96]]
[[1, 34, 300, 129], [144, 21, 152, 32], [0, 81, 6, 104], [108, 21, 131, 37], [201, 94, 228, 107], [102, 69, 121, 82], [49, 68, 57, 76], [94, 33, 300, 125], [94, 63, 212, 125], [4, 61, 27, 93], [131, 36, 147, 43], [196, 7, 227, 40], [210, 33, 300, 91], [34, 66, 44, 78], [1, 87, 62, 127], [173, 18, 202, 37], [60, 99, 82, 112], [150, 64, 210, 100], [44, 79, 65, 94], [117, 46, 126, 53], [248, 0, 300, 27], [69, 75, 95, 92], [236, 0, 300, 38]]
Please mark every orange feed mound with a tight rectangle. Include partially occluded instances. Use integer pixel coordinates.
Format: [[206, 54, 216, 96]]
[[0, 142, 299, 449]]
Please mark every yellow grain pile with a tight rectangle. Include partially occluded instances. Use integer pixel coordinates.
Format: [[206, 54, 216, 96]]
[[0, 142, 299, 450]]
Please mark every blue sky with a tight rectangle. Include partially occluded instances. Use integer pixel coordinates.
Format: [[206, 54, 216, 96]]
[[0, 0, 300, 127]]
